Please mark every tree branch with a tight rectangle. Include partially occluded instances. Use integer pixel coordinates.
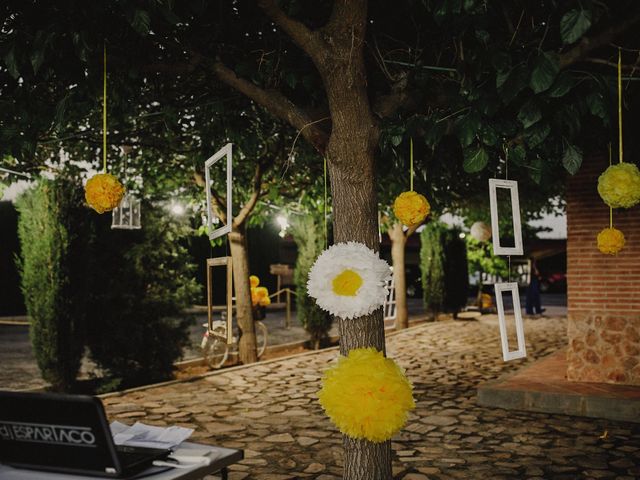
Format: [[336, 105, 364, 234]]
[[210, 60, 329, 153], [234, 162, 267, 227], [208, 186, 227, 224], [584, 57, 639, 72], [256, 0, 326, 62], [560, 11, 640, 68]]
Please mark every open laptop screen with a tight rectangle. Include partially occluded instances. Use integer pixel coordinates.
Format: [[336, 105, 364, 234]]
[[0, 391, 122, 476]]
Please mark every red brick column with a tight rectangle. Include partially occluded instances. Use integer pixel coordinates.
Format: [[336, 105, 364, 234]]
[[566, 154, 640, 385]]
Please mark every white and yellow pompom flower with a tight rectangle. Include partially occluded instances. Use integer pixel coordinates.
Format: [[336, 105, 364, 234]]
[[597, 227, 625, 255], [597, 163, 640, 209], [318, 348, 415, 443], [307, 242, 391, 319]]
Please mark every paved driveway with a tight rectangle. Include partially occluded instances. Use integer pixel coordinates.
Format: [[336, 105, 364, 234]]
[[102, 316, 639, 479]]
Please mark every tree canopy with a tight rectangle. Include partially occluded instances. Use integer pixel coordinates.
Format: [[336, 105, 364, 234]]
[[2, 0, 639, 191]]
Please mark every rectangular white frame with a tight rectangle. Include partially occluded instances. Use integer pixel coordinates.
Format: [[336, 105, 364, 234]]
[[494, 282, 527, 361], [205, 143, 233, 240], [488, 178, 523, 256], [383, 276, 396, 321]]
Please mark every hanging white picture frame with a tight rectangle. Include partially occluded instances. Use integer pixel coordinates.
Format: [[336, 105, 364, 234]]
[[205, 143, 233, 240], [494, 282, 527, 361], [383, 275, 396, 321], [488, 178, 523, 256]]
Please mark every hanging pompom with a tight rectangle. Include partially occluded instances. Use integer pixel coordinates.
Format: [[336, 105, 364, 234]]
[[470, 221, 492, 242], [250, 275, 260, 288], [597, 163, 640, 209], [318, 348, 415, 443], [597, 227, 625, 255], [307, 242, 391, 319], [251, 285, 270, 307], [85, 173, 125, 214], [393, 191, 430, 227]]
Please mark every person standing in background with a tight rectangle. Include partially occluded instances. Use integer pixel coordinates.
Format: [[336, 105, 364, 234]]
[[526, 259, 545, 316]]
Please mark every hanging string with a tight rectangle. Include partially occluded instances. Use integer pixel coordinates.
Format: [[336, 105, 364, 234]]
[[617, 48, 623, 164], [504, 144, 511, 282], [323, 156, 328, 249], [608, 143, 613, 229], [409, 137, 414, 191], [504, 144, 509, 181], [103, 43, 108, 173]]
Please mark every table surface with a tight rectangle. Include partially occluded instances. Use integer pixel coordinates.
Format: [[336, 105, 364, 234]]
[[0, 442, 243, 480]]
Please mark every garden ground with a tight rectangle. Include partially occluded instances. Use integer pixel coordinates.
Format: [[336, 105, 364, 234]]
[[100, 313, 640, 480]]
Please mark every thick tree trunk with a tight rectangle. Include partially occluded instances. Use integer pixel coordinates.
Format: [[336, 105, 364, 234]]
[[228, 224, 257, 364], [389, 222, 408, 330], [322, 5, 391, 471]]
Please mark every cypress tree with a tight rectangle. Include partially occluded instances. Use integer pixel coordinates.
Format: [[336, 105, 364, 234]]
[[16, 175, 91, 391]]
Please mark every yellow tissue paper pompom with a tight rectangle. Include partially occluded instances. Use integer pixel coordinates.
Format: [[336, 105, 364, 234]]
[[597, 163, 640, 209], [259, 296, 271, 307], [250, 275, 260, 288], [255, 287, 268, 299], [85, 173, 125, 214], [318, 348, 415, 443], [597, 227, 625, 255], [393, 191, 430, 226]]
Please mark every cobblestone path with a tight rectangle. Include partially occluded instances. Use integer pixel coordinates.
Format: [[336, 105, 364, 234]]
[[103, 316, 640, 479]]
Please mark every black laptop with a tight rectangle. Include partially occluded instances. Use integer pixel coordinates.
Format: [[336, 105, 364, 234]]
[[0, 391, 170, 478]]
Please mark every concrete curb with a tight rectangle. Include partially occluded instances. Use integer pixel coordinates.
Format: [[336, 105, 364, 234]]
[[100, 319, 434, 399]]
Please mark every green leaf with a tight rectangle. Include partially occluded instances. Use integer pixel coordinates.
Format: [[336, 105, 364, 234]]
[[525, 123, 550, 148], [498, 65, 527, 103], [424, 121, 446, 148], [529, 157, 542, 184], [548, 73, 575, 98], [130, 10, 151, 35], [517, 100, 542, 129], [586, 92, 607, 119], [530, 52, 559, 94], [391, 134, 403, 147], [3, 48, 20, 79], [509, 144, 526, 166], [30, 49, 45, 75], [491, 51, 510, 73], [479, 124, 498, 147], [560, 9, 592, 45], [554, 105, 581, 138], [463, 145, 489, 173], [562, 144, 583, 175], [456, 111, 481, 148]]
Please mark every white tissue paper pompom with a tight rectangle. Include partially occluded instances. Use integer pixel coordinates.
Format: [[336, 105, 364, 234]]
[[307, 242, 392, 320]]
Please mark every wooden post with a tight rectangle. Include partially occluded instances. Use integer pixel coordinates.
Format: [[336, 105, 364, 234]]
[[285, 288, 291, 329]]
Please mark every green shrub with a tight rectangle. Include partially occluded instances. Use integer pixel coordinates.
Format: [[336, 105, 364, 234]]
[[420, 222, 445, 316], [291, 215, 332, 349], [420, 223, 470, 317], [85, 204, 200, 390], [442, 229, 469, 316], [16, 175, 92, 391]]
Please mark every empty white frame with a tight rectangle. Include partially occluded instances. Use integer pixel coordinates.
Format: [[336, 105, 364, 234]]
[[488, 178, 523, 256], [494, 282, 527, 361], [205, 143, 233, 240]]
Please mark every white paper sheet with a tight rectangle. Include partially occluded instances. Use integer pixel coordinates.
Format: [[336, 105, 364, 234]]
[[110, 421, 194, 449]]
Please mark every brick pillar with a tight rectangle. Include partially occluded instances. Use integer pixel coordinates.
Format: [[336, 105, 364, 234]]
[[567, 154, 640, 385]]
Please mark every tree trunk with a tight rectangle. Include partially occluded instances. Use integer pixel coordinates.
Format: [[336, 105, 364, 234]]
[[389, 222, 409, 330], [321, 3, 392, 470], [228, 224, 257, 364]]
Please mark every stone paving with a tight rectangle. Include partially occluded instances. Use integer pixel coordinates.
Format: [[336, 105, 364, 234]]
[[102, 316, 640, 479]]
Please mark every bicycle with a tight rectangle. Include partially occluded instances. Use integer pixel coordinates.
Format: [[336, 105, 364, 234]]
[[201, 311, 268, 369]]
